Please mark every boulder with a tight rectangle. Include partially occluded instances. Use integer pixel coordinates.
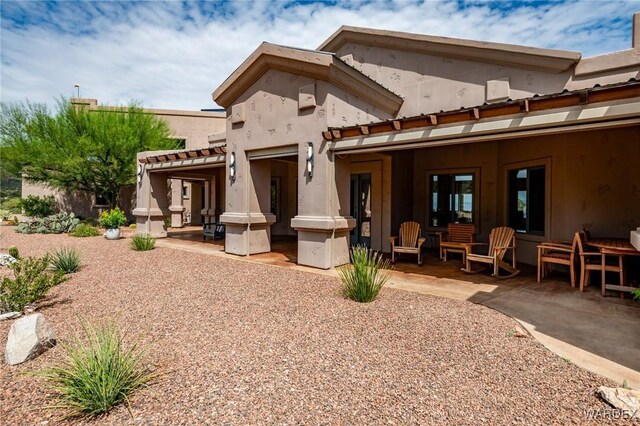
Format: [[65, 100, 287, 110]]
[[0, 253, 16, 267], [5, 314, 56, 365], [597, 386, 640, 418]]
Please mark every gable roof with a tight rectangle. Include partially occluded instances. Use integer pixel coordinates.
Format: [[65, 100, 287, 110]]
[[212, 42, 403, 114], [318, 26, 581, 73]]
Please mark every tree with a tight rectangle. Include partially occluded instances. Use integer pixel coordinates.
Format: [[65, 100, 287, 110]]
[[0, 98, 179, 209]]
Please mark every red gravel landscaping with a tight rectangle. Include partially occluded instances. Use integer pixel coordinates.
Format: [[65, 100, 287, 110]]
[[0, 230, 630, 425]]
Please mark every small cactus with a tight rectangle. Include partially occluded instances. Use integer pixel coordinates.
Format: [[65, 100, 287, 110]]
[[8, 246, 19, 259]]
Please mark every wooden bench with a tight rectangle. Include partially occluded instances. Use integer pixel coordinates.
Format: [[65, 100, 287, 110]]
[[437, 223, 476, 263]]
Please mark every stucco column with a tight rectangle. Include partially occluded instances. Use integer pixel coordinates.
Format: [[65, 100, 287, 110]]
[[201, 175, 216, 224], [169, 178, 184, 228], [221, 155, 275, 256], [291, 143, 355, 269], [132, 156, 170, 237]]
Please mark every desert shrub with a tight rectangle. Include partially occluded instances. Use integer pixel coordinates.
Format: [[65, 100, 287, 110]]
[[0, 209, 11, 220], [0, 256, 66, 312], [633, 289, 640, 302], [129, 223, 137, 229], [19, 195, 57, 218], [39, 320, 157, 418], [130, 234, 156, 251], [50, 248, 81, 274], [338, 245, 391, 303], [70, 224, 100, 238], [8, 246, 19, 258], [16, 212, 80, 234], [0, 197, 22, 214], [99, 208, 127, 229]]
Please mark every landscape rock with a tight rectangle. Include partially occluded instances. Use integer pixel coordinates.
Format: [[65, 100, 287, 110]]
[[0, 312, 22, 321], [0, 253, 16, 267], [597, 386, 640, 418], [5, 314, 56, 365]]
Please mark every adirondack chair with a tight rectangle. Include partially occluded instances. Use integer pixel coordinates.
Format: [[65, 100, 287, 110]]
[[463, 226, 520, 278], [388, 221, 426, 265], [537, 232, 578, 287], [437, 223, 476, 263]]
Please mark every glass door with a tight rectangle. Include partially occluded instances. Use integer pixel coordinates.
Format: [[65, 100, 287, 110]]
[[350, 173, 372, 248]]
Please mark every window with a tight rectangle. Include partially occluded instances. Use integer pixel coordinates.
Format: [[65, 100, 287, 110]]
[[429, 173, 475, 227], [508, 166, 545, 234]]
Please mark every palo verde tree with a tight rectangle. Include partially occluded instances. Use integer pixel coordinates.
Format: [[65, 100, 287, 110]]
[[0, 98, 179, 209]]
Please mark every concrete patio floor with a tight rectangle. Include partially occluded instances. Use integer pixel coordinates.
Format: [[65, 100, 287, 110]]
[[159, 227, 640, 389]]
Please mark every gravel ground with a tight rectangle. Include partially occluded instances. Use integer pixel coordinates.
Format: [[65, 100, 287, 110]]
[[0, 229, 633, 425]]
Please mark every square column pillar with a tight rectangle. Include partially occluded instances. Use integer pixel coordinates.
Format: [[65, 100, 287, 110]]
[[201, 175, 216, 224], [221, 157, 275, 256], [169, 178, 185, 228], [132, 158, 170, 237]]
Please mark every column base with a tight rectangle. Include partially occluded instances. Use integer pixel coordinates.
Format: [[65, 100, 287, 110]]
[[291, 215, 356, 269], [133, 207, 170, 238], [221, 212, 276, 256]]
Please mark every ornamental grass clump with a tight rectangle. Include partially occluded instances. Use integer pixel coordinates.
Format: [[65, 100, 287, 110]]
[[49, 248, 81, 274], [39, 320, 157, 419], [129, 234, 156, 251], [70, 224, 100, 237], [8, 246, 19, 259], [338, 245, 391, 303], [0, 256, 66, 313]]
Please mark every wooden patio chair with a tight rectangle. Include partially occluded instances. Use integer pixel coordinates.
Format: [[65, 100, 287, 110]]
[[576, 231, 623, 292], [437, 223, 476, 263], [389, 221, 426, 265], [463, 226, 520, 279], [537, 233, 578, 287]]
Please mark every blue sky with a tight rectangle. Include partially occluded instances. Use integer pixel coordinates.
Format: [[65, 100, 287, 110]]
[[1, 1, 638, 110]]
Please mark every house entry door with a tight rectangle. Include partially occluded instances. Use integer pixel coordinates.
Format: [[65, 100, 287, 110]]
[[350, 173, 372, 248]]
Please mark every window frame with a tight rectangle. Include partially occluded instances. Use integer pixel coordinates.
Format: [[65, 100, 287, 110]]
[[425, 167, 480, 231], [504, 158, 551, 241]]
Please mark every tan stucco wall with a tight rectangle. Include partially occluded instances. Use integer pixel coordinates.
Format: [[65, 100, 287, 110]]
[[21, 181, 135, 219], [221, 67, 389, 266], [155, 111, 225, 150], [408, 125, 640, 265], [334, 42, 573, 117]]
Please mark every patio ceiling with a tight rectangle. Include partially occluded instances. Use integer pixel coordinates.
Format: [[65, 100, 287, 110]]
[[323, 79, 640, 153]]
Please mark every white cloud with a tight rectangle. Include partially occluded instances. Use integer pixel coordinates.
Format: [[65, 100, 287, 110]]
[[1, 0, 637, 110]]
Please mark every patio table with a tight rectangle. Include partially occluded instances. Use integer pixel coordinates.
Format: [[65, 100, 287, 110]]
[[587, 238, 640, 296]]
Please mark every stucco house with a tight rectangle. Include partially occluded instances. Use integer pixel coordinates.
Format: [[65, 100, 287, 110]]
[[22, 98, 226, 222], [135, 13, 640, 269]]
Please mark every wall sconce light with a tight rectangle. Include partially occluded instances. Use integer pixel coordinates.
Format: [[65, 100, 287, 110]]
[[136, 163, 143, 185], [229, 151, 236, 180], [306, 142, 314, 178]]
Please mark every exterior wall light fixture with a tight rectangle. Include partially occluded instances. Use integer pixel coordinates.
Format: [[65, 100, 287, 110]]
[[229, 151, 236, 180], [137, 163, 143, 185], [306, 142, 314, 178]]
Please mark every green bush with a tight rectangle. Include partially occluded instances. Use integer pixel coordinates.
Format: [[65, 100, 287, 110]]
[[19, 195, 57, 218], [99, 208, 127, 229], [338, 245, 391, 303], [16, 212, 80, 234], [8, 246, 19, 258], [0, 256, 66, 312], [632, 289, 640, 302], [70, 224, 100, 238], [0, 209, 11, 220], [130, 234, 156, 251], [0, 197, 22, 214], [39, 320, 157, 419], [49, 248, 81, 274]]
